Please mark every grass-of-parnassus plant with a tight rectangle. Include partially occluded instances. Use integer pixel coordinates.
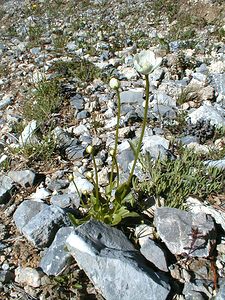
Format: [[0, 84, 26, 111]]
[[69, 50, 163, 226]]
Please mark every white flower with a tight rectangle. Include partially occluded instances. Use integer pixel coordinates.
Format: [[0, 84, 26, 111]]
[[109, 78, 120, 90], [133, 50, 162, 75]]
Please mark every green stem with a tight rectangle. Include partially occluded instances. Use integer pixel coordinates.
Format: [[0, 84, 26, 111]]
[[92, 152, 100, 204], [72, 178, 83, 204], [114, 154, 120, 187], [109, 88, 121, 191], [127, 74, 150, 185]]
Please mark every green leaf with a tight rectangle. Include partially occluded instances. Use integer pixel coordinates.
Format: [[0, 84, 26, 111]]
[[115, 182, 131, 201], [73, 283, 83, 289]]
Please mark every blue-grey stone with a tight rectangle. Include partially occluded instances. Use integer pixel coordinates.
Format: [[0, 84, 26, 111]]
[[124, 110, 141, 124], [117, 148, 135, 173], [120, 89, 144, 104], [19, 120, 38, 145], [50, 193, 80, 208], [153, 104, 176, 118], [53, 127, 78, 149], [188, 104, 225, 128], [155, 207, 216, 257], [0, 95, 13, 110], [30, 47, 41, 55], [204, 159, 225, 170], [40, 226, 74, 276], [142, 135, 170, 160], [69, 94, 84, 111], [153, 92, 176, 107], [179, 135, 199, 145], [47, 179, 69, 192], [13, 200, 48, 232], [66, 41, 77, 51], [22, 205, 70, 248], [196, 64, 208, 74], [65, 145, 85, 160], [140, 238, 168, 272], [66, 220, 170, 300], [77, 110, 90, 120], [183, 280, 213, 299], [8, 170, 36, 188], [216, 280, 225, 300], [150, 68, 165, 81], [0, 175, 15, 204], [210, 74, 225, 95], [192, 72, 207, 82]]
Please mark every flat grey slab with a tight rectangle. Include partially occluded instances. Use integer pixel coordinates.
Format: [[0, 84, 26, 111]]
[[66, 220, 170, 300]]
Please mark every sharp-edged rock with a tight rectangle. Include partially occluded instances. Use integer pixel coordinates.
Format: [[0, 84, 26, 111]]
[[40, 226, 74, 276], [66, 219, 170, 300], [154, 207, 216, 257]]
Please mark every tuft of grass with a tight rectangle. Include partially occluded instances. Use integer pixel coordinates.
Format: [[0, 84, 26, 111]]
[[0, 64, 9, 77], [177, 87, 198, 106], [137, 147, 224, 209], [23, 78, 62, 124], [10, 132, 56, 163], [52, 34, 69, 51], [50, 57, 107, 83], [27, 24, 44, 47]]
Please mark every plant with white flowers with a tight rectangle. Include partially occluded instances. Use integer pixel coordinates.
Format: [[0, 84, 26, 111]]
[[69, 50, 162, 226]]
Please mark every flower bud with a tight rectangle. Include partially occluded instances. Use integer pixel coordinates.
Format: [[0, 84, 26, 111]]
[[109, 149, 115, 156], [109, 78, 120, 90], [86, 145, 93, 154], [68, 174, 74, 182], [86, 171, 93, 180]]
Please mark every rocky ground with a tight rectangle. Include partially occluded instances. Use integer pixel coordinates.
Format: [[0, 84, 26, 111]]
[[0, 0, 225, 299]]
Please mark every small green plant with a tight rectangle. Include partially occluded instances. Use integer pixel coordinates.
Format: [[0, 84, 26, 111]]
[[52, 34, 69, 51], [50, 58, 103, 83], [137, 147, 224, 209], [10, 131, 56, 163], [0, 64, 9, 77], [27, 24, 44, 47], [23, 78, 62, 124], [177, 87, 197, 106], [69, 50, 163, 226]]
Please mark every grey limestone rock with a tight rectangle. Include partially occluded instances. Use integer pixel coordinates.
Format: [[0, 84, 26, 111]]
[[120, 89, 144, 104], [153, 92, 176, 107], [8, 170, 36, 188], [22, 205, 70, 248], [204, 159, 225, 170], [40, 226, 74, 276], [50, 193, 80, 208], [154, 207, 216, 257], [66, 219, 170, 300], [140, 238, 168, 272], [0, 175, 15, 204], [15, 267, 43, 288], [69, 93, 84, 111], [0, 94, 13, 110], [13, 200, 48, 232], [188, 104, 225, 128], [216, 280, 225, 300], [210, 74, 225, 96], [19, 120, 38, 145], [182, 280, 213, 299]]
